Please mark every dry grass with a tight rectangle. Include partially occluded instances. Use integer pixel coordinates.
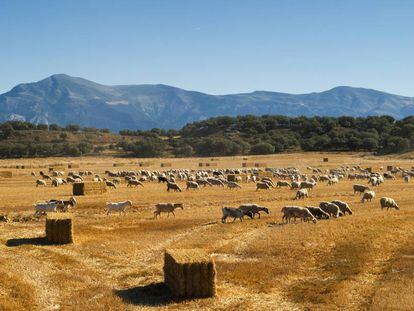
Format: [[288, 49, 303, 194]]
[[0, 152, 413, 310]]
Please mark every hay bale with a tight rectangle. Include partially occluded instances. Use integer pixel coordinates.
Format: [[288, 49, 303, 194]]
[[242, 162, 254, 168], [161, 163, 172, 168], [323, 157, 329, 162], [46, 214, 73, 244], [68, 164, 79, 169], [0, 171, 13, 178], [164, 249, 216, 299], [254, 163, 267, 168], [73, 182, 107, 196], [387, 165, 393, 171]]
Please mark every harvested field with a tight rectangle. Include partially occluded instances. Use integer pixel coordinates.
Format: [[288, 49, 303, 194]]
[[0, 152, 413, 310]]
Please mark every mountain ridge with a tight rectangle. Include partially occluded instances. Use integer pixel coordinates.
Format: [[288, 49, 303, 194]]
[[1, 74, 413, 131]]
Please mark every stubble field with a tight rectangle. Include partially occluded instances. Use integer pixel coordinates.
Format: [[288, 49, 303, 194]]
[[0, 152, 413, 311]]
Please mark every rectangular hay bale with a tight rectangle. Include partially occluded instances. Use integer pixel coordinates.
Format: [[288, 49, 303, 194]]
[[323, 158, 329, 162], [73, 182, 107, 196], [0, 171, 13, 178], [46, 214, 73, 244], [254, 163, 267, 167], [164, 249, 216, 299]]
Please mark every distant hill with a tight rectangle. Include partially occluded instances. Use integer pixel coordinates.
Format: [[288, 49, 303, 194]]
[[1, 74, 413, 131]]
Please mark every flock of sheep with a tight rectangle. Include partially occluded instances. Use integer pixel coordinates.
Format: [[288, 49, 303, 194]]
[[31, 163, 404, 222]]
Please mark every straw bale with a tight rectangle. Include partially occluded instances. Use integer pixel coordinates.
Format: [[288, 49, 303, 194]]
[[46, 214, 73, 244], [164, 249, 216, 299], [73, 182, 107, 195]]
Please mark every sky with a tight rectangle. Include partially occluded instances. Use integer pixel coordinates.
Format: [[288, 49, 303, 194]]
[[0, 0, 413, 96]]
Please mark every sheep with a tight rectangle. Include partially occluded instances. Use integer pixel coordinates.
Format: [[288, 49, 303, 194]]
[[379, 197, 399, 210], [276, 181, 291, 188], [328, 176, 339, 186], [51, 178, 66, 187], [207, 178, 225, 187], [281, 206, 317, 223], [105, 200, 133, 215], [106, 181, 117, 189], [221, 207, 244, 223], [154, 203, 184, 218], [353, 184, 370, 195], [291, 181, 300, 189], [404, 175, 410, 183], [196, 179, 212, 187], [48, 197, 77, 212], [186, 181, 200, 190], [227, 181, 242, 190], [127, 179, 144, 187], [256, 182, 271, 191], [238, 204, 269, 219], [295, 188, 308, 200], [306, 206, 330, 219], [34, 202, 59, 216], [261, 177, 275, 187], [36, 179, 47, 187], [167, 181, 182, 192], [361, 190, 375, 203], [319, 202, 342, 218], [300, 181, 316, 191], [331, 200, 353, 215]]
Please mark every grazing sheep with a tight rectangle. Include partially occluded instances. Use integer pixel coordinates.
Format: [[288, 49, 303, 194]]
[[154, 203, 184, 218], [221, 207, 244, 223], [227, 181, 242, 189], [238, 204, 269, 219], [34, 202, 58, 216], [319, 202, 342, 218], [380, 197, 399, 210], [127, 179, 144, 188], [208, 178, 225, 187], [276, 181, 291, 188], [300, 181, 316, 191], [295, 188, 308, 200], [306, 206, 330, 219], [106, 181, 117, 189], [51, 178, 66, 187], [331, 200, 353, 215], [256, 182, 271, 191], [167, 181, 182, 192], [281, 206, 317, 223], [196, 179, 212, 187], [105, 200, 132, 215], [186, 181, 200, 190], [361, 190, 375, 203], [36, 179, 47, 187], [48, 197, 77, 212], [353, 184, 370, 195], [291, 181, 300, 189]]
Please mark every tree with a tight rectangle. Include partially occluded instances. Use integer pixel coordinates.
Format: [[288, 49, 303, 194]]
[[250, 142, 275, 155]]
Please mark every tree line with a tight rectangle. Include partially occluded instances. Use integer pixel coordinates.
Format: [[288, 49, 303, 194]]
[[0, 115, 413, 158]]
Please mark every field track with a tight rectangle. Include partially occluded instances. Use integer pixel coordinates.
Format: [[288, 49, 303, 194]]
[[0, 152, 413, 310]]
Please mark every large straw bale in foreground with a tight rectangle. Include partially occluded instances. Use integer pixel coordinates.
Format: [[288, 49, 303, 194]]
[[46, 214, 73, 244], [164, 249, 216, 299], [73, 182, 107, 195]]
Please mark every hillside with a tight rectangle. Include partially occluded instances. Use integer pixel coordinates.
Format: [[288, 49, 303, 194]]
[[1, 74, 414, 131]]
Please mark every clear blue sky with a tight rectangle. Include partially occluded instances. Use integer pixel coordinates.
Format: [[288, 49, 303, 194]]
[[1, 0, 413, 96]]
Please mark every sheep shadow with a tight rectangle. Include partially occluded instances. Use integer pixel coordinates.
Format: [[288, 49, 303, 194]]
[[114, 282, 174, 307], [6, 236, 48, 247]]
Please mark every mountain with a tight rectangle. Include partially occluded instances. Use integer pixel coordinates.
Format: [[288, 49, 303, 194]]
[[0, 74, 413, 131]]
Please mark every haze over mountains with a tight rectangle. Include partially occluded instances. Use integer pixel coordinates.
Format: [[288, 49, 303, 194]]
[[0, 74, 413, 131]]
